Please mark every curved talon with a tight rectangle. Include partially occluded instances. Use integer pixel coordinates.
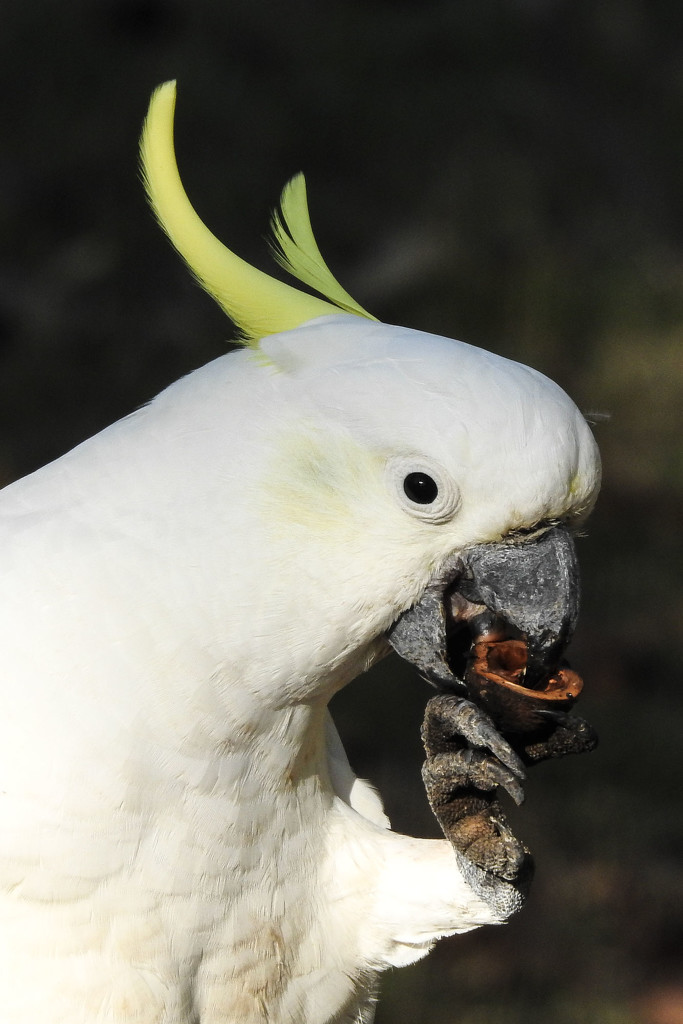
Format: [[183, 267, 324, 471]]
[[456, 703, 526, 778], [422, 694, 526, 778], [425, 749, 525, 806], [501, 772, 525, 807]]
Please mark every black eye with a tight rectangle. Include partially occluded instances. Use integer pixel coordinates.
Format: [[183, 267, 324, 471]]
[[403, 472, 439, 504]]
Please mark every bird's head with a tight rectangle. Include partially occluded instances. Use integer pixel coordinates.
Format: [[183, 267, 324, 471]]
[[139, 82, 600, 705], [251, 317, 599, 702]]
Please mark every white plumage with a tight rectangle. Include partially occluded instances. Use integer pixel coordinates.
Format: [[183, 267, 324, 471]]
[[0, 83, 600, 1023]]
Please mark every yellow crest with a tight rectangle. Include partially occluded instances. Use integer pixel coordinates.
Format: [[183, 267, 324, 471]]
[[140, 82, 376, 345]]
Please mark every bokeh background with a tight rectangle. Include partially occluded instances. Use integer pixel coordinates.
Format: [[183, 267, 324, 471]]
[[1, 1, 681, 1021]]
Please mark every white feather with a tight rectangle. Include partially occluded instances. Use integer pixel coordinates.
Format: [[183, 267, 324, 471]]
[[0, 318, 599, 1019]]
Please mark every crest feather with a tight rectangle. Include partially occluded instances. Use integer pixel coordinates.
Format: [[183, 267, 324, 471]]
[[270, 175, 376, 321], [140, 82, 374, 345]]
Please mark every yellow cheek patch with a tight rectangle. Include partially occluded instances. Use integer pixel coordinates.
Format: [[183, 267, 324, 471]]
[[258, 427, 388, 536], [569, 472, 583, 497]]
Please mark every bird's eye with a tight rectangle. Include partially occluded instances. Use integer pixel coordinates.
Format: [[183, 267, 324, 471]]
[[387, 456, 460, 524], [403, 472, 438, 504]]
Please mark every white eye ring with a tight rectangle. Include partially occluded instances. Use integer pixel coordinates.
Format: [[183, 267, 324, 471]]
[[386, 455, 461, 524]]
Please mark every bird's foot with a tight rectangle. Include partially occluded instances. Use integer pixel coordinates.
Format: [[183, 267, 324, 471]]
[[421, 694, 533, 884], [519, 709, 598, 765]]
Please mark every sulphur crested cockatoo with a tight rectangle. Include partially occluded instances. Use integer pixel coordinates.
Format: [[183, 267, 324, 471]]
[[0, 81, 600, 1023]]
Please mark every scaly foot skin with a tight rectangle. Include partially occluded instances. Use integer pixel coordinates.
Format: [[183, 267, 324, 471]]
[[520, 710, 598, 765], [421, 694, 533, 884], [421, 694, 597, 885]]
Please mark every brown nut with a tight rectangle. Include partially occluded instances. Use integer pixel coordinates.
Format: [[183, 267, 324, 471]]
[[464, 637, 583, 734]]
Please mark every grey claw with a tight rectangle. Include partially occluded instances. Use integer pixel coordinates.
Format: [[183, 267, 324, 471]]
[[423, 694, 526, 779], [425, 748, 525, 806], [461, 704, 526, 779], [502, 772, 526, 807]]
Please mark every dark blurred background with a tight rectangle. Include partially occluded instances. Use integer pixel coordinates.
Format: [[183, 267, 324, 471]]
[[1, 1, 681, 1021]]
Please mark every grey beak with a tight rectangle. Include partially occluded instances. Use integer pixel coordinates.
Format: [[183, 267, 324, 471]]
[[387, 526, 580, 690], [456, 526, 579, 681]]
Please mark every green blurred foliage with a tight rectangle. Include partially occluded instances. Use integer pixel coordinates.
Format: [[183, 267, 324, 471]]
[[1, 1, 681, 1021]]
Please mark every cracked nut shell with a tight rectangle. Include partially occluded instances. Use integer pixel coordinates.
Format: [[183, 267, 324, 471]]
[[464, 637, 584, 734]]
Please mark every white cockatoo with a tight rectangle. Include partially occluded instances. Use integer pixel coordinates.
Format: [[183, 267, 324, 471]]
[[0, 81, 600, 1024]]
